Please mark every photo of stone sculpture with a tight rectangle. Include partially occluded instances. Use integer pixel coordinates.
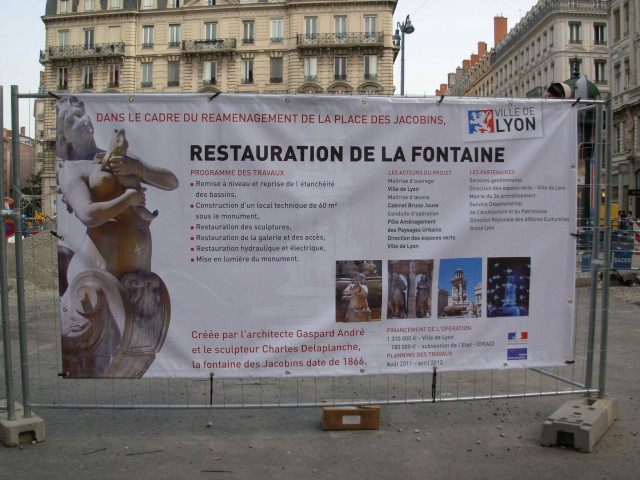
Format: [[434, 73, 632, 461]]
[[486, 257, 531, 317], [335, 261, 382, 322], [56, 96, 179, 378], [387, 260, 434, 319], [437, 258, 482, 318]]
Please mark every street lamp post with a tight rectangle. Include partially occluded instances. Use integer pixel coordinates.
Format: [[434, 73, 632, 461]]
[[393, 15, 415, 96]]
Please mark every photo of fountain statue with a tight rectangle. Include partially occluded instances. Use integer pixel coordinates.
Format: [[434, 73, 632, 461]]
[[386, 260, 434, 319], [486, 257, 531, 317], [55, 96, 179, 378], [437, 258, 482, 318], [335, 261, 382, 322]]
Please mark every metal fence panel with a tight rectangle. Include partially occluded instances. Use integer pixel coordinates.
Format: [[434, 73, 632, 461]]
[[2, 94, 628, 412]]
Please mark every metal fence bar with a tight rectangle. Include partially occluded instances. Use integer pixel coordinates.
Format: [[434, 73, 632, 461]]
[[10, 85, 33, 418], [0, 85, 17, 421], [598, 95, 613, 399]]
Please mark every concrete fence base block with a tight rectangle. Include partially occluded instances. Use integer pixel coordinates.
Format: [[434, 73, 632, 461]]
[[0, 403, 46, 447], [540, 398, 619, 453]]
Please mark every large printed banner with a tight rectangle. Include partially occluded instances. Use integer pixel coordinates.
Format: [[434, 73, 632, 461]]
[[55, 94, 577, 378]]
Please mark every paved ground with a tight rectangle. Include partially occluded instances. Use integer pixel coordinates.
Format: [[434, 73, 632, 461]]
[[0, 291, 638, 480]]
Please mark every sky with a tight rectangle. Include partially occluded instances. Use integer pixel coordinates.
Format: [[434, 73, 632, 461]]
[[0, 0, 539, 134]]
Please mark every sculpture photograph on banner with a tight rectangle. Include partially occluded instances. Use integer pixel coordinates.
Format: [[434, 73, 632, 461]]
[[55, 96, 179, 378]]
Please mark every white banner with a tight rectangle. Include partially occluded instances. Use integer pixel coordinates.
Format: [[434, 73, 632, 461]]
[[55, 94, 577, 378]]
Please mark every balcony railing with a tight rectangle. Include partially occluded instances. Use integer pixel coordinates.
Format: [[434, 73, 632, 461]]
[[204, 78, 217, 85], [304, 75, 318, 82], [334, 74, 347, 81], [45, 42, 125, 61], [270, 77, 283, 84], [364, 74, 378, 81], [167, 81, 180, 87], [107, 81, 119, 88], [297, 32, 384, 47], [182, 38, 236, 54]]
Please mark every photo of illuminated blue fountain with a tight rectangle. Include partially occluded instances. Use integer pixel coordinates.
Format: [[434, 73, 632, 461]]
[[487, 257, 531, 318]]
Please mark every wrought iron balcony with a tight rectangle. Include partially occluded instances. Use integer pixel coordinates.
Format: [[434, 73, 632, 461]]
[[182, 38, 236, 54], [203, 78, 217, 86], [297, 32, 384, 48], [45, 42, 125, 61], [364, 74, 378, 81]]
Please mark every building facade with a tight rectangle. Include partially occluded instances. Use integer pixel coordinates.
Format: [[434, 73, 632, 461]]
[[38, 0, 399, 216], [610, 0, 639, 215], [490, 0, 609, 100]]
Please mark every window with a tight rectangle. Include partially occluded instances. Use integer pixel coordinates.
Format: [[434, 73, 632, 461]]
[[168, 62, 180, 86], [85, 0, 94, 11], [364, 15, 377, 38], [305, 17, 317, 40], [623, 2, 630, 37], [243, 22, 254, 44], [271, 19, 283, 43], [569, 22, 581, 43], [569, 58, 581, 76], [334, 16, 347, 41], [624, 59, 630, 89], [143, 26, 154, 48], [616, 123, 624, 153], [108, 63, 120, 87], [594, 60, 606, 84], [82, 66, 94, 89], [57, 67, 68, 90], [204, 61, 217, 85], [205, 22, 217, 41], [60, 0, 69, 13], [543, 31, 547, 51], [613, 9, 621, 42], [111, 0, 121, 8], [549, 26, 554, 46], [59, 30, 69, 48], [536, 37, 541, 57], [241, 59, 254, 84], [206, 0, 215, 4], [144, 0, 153, 8], [169, 25, 181, 47], [84, 29, 95, 49], [169, 0, 179, 7], [270, 57, 283, 83], [594, 23, 606, 45], [614, 63, 621, 93], [334, 57, 347, 81], [364, 55, 377, 80], [142, 63, 153, 87], [304, 57, 317, 81]]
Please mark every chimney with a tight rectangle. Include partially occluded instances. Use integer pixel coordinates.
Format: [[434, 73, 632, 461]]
[[470, 54, 479, 67], [478, 41, 487, 58], [440, 84, 448, 94], [494, 16, 508, 47], [462, 59, 471, 69]]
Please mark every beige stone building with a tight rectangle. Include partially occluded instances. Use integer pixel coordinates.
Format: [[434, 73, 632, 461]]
[[37, 0, 399, 216], [610, 0, 639, 216]]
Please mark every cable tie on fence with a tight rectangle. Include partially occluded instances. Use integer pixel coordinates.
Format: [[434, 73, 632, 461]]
[[437, 94, 445, 105], [431, 366, 437, 403], [572, 97, 581, 107], [208, 92, 221, 102], [48, 92, 62, 101], [209, 371, 214, 406]]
